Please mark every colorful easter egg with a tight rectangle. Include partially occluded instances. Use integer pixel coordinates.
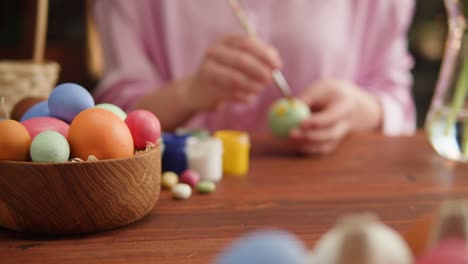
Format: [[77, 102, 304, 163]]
[[21, 117, 69, 140], [30, 130, 70, 162], [20, 101, 51, 122], [95, 103, 127, 120], [48, 83, 95, 123], [125, 110, 161, 149], [0, 120, 31, 161], [68, 108, 134, 160]]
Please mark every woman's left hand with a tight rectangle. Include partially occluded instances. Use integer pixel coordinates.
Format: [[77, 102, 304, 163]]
[[288, 80, 382, 155]]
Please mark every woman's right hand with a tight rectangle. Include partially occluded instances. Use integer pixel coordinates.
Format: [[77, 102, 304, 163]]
[[184, 35, 282, 111]]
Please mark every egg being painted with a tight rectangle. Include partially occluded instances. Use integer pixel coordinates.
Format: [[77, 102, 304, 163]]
[[268, 98, 311, 138]]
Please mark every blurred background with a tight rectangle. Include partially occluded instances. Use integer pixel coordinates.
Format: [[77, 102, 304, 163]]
[[0, 1, 449, 127]]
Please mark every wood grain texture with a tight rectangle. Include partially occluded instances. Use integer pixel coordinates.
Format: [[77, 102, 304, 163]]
[[0, 148, 161, 234], [0, 132, 467, 264]]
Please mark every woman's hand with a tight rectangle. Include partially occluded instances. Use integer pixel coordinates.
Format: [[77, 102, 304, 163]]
[[288, 80, 382, 155], [183, 35, 282, 111]]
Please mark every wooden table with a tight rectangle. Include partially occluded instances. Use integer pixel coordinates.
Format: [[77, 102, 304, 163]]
[[1, 132, 467, 263]]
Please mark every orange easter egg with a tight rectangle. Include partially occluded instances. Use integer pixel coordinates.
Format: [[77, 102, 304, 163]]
[[403, 214, 435, 257], [68, 108, 134, 160], [0, 120, 31, 161]]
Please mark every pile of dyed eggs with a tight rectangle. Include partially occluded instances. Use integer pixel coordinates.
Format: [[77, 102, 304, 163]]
[[214, 200, 468, 264], [0, 83, 161, 162]]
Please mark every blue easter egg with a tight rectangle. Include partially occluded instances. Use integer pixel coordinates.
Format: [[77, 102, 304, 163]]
[[214, 230, 308, 264], [20, 101, 51, 122], [49, 83, 95, 123]]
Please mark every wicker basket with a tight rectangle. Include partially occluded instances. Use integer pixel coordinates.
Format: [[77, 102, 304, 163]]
[[0, 60, 59, 117]]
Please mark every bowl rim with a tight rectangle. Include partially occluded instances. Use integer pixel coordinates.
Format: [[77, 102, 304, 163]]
[[0, 145, 160, 166]]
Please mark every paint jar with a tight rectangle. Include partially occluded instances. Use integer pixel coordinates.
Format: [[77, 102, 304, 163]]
[[186, 137, 223, 182], [214, 130, 250, 176], [161, 133, 189, 174]]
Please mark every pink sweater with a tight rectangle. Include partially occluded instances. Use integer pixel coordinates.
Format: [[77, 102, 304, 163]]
[[93, 0, 416, 135]]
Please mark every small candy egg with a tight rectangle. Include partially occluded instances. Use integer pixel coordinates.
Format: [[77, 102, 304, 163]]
[[268, 98, 310, 138], [172, 183, 192, 200], [68, 108, 134, 160], [162, 171, 179, 189], [125, 110, 161, 149], [196, 180, 216, 194], [21, 117, 69, 140], [214, 229, 308, 264], [0, 120, 31, 161], [313, 213, 412, 264], [180, 169, 201, 188], [20, 100, 51, 122], [30, 130, 70, 162], [95, 103, 127, 120], [417, 238, 468, 264], [11, 97, 46, 121], [49, 83, 95, 123]]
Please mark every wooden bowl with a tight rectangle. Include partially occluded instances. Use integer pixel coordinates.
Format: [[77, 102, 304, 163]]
[[0, 147, 161, 234]]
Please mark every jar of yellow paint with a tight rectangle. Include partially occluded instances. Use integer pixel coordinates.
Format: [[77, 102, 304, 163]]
[[214, 130, 250, 176]]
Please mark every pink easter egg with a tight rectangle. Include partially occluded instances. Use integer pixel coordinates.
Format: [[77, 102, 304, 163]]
[[180, 169, 201, 188], [125, 110, 161, 149], [21, 117, 70, 140], [417, 238, 468, 264]]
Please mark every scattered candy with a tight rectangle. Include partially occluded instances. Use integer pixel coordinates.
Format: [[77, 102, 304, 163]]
[[30, 130, 70, 162], [125, 110, 161, 149], [0, 119, 31, 161], [48, 83, 95, 123], [162, 171, 179, 189], [180, 169, 201, 188], [20, 100, 51, 122], [172, 183, 192, 200], [268, 98, 310, 138], [21, 117, 69, 140], [214, 229, 308, 264], [95, 103, 127, 120], [196, 180, 216, 194]]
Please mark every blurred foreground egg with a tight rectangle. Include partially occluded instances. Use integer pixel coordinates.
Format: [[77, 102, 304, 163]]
[[417, 238, 468, 264], [49, 83, 94, 123], [30, 130, 70, 162], [268, 98, 310, 138], [21, 117, 69, 140], [95, 103, 127, 120], [0, 120, 31, 161], [214, 229, 308, 264], [20, 101, 51, 122], [313, 213, 413, 264], [68, 108, 134, 160]]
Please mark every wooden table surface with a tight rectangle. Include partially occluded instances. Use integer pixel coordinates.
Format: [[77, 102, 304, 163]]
[[1, 132, 467, 263]]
